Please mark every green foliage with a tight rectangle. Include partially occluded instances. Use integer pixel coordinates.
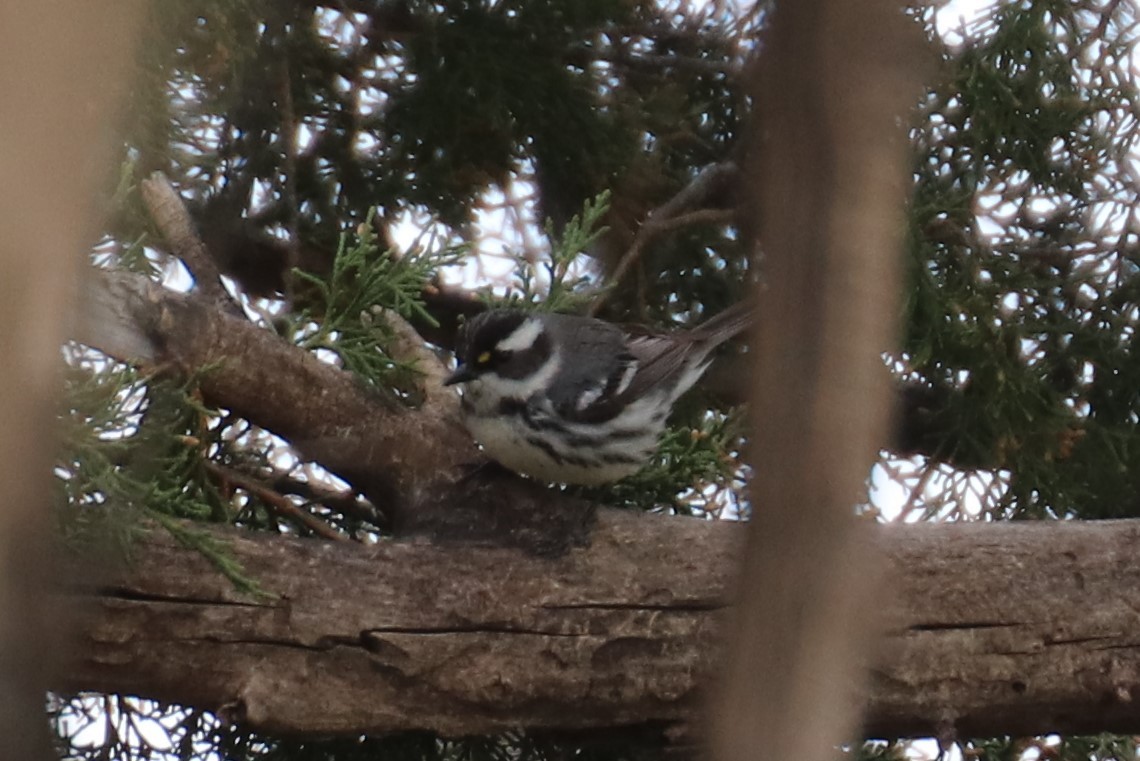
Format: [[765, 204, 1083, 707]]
[[151, 511, 268, 599], [217, 728, 651, 761], [954, 1, 1111, 195], [903, 0, 1140, 519], [576, 409, 745, 516], [56, 358, 264, 594], [1053, 735, 1139, 761], [55, 362, 150, 559], [386, 1, 636, 227], [55, 0, 1140, 758], [114, 0, 747, 313], [495, 191, 610, 313], [114, 234, 160, 279], [856, 735, 1140, 761], [57, 704, 657, 761], [291, 210, 463, 393]]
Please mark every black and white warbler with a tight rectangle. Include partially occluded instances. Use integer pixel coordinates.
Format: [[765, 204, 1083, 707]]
[[444, 302, 754, 485]]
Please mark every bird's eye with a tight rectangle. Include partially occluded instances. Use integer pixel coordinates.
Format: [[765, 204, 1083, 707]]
[[476, 351, 492, 365]]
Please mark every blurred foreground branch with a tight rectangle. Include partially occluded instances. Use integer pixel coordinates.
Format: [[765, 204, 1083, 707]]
[[0, 2, 145, 757], [712, 1, 929, 759]]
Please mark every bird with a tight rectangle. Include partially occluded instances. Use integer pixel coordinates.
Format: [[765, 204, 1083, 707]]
[[444, 301, 754, 485]]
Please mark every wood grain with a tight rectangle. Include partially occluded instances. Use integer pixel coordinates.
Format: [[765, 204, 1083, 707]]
[[63, 515, 1140, 744]]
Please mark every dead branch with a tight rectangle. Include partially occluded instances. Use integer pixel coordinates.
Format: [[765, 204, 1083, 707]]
[[75, 267, 594, 553], [268, 471, 386, 529], [141, 172, 240, 311], [61, 516, 1140, 745], [76, 268, 470, 527], [203, 461, 347, 542], [589, 162, 739, 317]]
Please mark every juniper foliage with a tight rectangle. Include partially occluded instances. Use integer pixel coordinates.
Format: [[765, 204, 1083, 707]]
[[54, 0, 1140, 759]]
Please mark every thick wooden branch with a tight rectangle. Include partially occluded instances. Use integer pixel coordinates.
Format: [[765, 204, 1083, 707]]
[[64, 516, 1140, 744], [78, 269, 472, 487], [75, 269, 606, 551], [141, 173, 237, 310], [71, 261, 1140, 745]]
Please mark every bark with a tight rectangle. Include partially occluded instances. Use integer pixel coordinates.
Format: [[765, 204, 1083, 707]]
[[63, 515, 1140, 744], [77, 269, 597, 553], [67, 172, 1136, 750]]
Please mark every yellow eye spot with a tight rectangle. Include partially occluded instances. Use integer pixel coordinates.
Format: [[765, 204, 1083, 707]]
[[477, 351, 492, 365]]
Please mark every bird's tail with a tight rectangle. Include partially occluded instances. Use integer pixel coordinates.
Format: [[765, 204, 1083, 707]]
[[692, 297, 756, 344]]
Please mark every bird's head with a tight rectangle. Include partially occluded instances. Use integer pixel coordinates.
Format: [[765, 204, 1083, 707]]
[[445, 311, 555, 387]]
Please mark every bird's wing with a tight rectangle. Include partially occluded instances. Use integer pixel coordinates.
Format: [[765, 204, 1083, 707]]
[[615, 300, 755, 404], [550, 331, 697, 424], [548, 303, 754, 424], [618, 333, 704, 401], [541, 315, 639, 424]]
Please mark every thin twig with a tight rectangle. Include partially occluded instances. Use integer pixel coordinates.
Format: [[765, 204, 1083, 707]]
[[589, 162, 738, 316], [269, 471, 389, 531], [140, 171, 238, 310], [900, 463, 939, 523], [1087, 0, 1125, 54], [204, 461, 347, 542], [571, 46, 739, 77], [275, 20, 301, 305], [650, 208, 735, 236], [651, 161, 739, 223]]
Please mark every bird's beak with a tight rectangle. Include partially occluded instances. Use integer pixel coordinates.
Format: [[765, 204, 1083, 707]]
[[444, 365, 476, 386]]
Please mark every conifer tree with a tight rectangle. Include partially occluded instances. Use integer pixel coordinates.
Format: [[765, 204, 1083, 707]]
[[54, 1, 1140, 759]]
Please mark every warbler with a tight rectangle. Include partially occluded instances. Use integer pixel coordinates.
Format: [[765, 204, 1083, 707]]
[[445, 302, 753, 484]]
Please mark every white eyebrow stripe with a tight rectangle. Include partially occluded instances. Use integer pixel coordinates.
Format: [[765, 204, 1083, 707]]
[[495, 318, 543, 353]]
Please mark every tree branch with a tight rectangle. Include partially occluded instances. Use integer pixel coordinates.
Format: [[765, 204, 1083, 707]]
[[714, 1, 929, 758], [203, 461, 348, 542], [76, 268, 467, 522], [588, 162, 739, 317], [61, 516, 1140, 745], [75, 268, 595, 553], [141, 172, 240, 311], [268, 471, 387, 530]]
